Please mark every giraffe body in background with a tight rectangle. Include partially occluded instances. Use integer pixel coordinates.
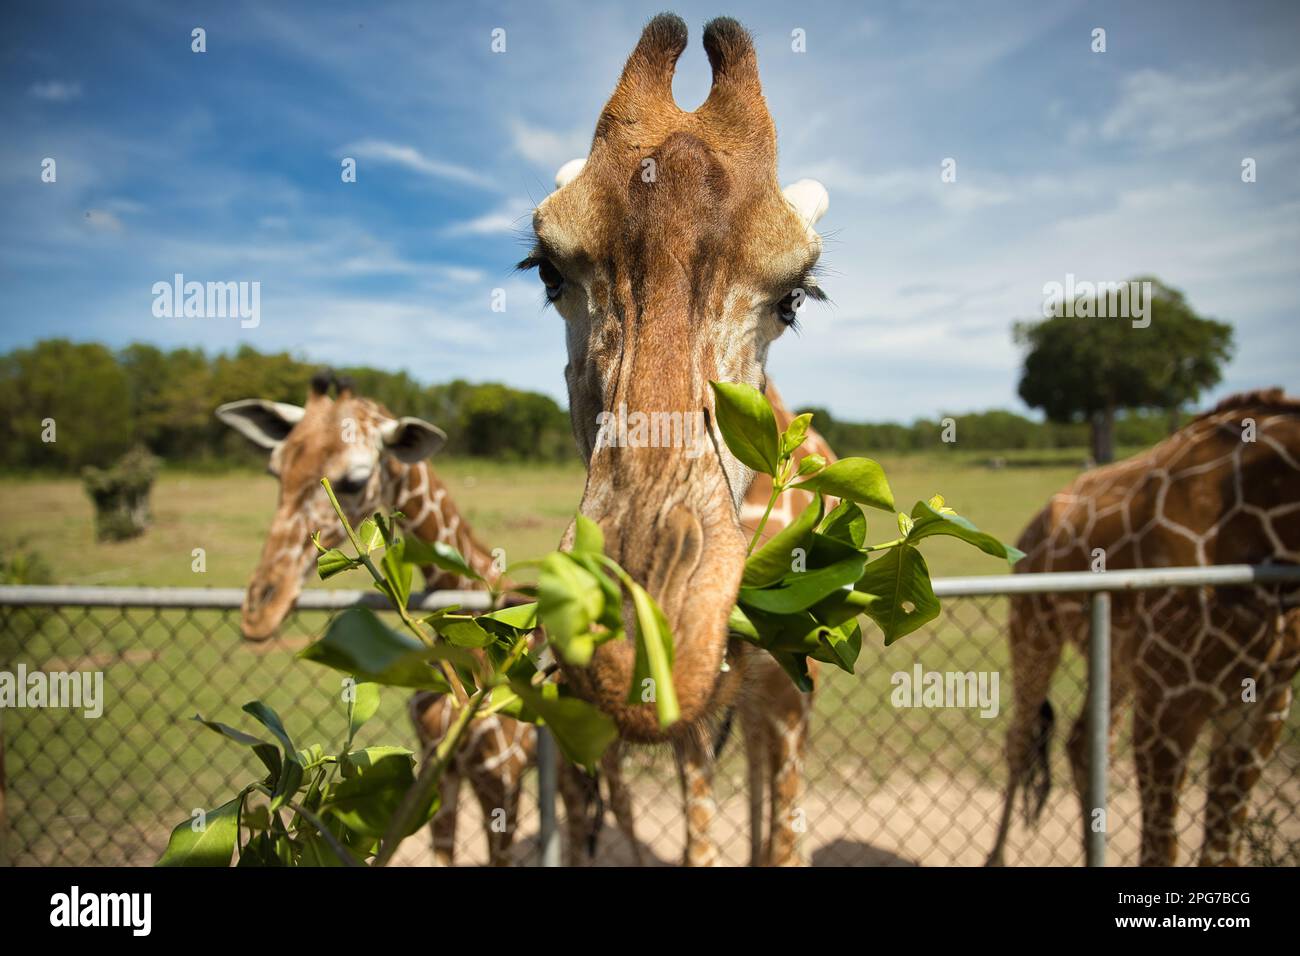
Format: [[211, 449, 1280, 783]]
[[988, 389, 1300, 866]]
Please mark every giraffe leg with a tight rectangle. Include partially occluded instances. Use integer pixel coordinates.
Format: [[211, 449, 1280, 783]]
[[987, 603, 1065, 866], [764, 674, 811, 867], [673, 730, 720, 867], [409, 691, 461, 866], [600, 742, 644, 865], [740, 699, 767, 867], [430, 768, 463, 866], [468, 769, 520, 867], [557, 758, 599, 866], [1133, 690, 1208, 867], [1201, 682, 1295, 866], [1065, 670, 1132, 858]]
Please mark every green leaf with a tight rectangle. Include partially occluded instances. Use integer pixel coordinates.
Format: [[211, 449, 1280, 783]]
[[356, 517, 383, 554], [241, 701, 295, 755], [809, 618, 862, 673], [347, 682, 381, 742], [507, 681, 618, 771], [573, 514, 605, 554], [738, 553, 868, 615], [797, 453, 826, 477], [191, 715, 282, 781], [710, 381, 780, 476], [907, 500, 1026, 565], [793, 457, 894, 512], [321, 752, 428, 838], [817, 498, 867, 548], [855, 544, 940, 645], [482, 601, 538, 630], [423, 609, 495, 648], [297, 830, 352, 867], [299, 607, 470, 690], [317, 548, 359, 581], [402, 537, 483, 582], [340, 745, 414, 778], [742, 494, 823, 587], [270, 755, 305, 811], [381, 539, 414, 606], [537, 553, 604, 666], [625, 579, 680, 729], [781, 413, 813, 457], [727, 604, 760, 642], [157, 795, 243, 867]]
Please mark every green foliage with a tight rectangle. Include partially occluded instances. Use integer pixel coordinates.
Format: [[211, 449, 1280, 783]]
[[160, 385, 1020, 867], [81, 445, 159, 541], [159, 476, 646, 867], [0, 541, 54, 585], [1015, 276, 1233, 452], [0, 340, 574, 471], [0, 340, 133, 469], [0, 339, 1194, 476], [712, 382, 1021, 682]]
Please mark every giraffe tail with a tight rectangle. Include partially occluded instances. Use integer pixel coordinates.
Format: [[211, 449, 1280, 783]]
[[1022, 699, 1055, 827], [711, 706, 737, 758]]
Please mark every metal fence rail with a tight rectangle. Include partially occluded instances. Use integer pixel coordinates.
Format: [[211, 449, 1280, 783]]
[[2, 566, 1298, 867]]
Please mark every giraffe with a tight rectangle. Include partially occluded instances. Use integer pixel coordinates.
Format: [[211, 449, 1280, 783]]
[[216, 370, 642, 865], [568, 385, 835, 866], [521, 15, 834, 863], [986, 388, 1300, 866]]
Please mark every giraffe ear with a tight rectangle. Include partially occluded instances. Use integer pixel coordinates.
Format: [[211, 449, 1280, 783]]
[[215, 399, 305, 450], [380, 416, 447, 463], [782, 179, 830, 231], [554, 157, 586, 189]]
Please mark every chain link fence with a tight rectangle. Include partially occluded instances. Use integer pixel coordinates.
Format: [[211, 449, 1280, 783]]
[[2, 575, 1298, 867]]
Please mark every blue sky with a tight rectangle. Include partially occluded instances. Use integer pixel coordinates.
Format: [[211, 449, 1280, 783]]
[[3, 0, 1297, 421]]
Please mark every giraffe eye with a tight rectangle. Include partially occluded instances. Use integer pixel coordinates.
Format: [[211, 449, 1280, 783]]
[[538, 259, 565, 301], [334, 471, 370, 495], [777, 287, 806, 326]]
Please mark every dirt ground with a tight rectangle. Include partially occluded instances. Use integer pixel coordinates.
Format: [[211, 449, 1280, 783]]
[[390, 761, 1300, 868]]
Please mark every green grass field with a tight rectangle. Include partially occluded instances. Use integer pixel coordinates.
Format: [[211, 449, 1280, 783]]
[[2, 455, 1296, 866], [0, 454, 1080, 589]]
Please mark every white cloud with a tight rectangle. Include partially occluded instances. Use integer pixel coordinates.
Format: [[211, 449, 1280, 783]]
[[507, 118, 589, 171], [339, 139, 496, 189], [444, 198, 532, 237], [1096, 67, 1300, 151], [81, 209, 123, 232], [29, 80, 82, 102]]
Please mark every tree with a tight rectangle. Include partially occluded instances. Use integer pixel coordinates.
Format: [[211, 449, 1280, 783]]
[[0, 339, 134, 469], [1015, 277, 1233, 464]]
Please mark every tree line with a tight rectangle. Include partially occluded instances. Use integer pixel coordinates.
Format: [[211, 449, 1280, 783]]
[[0, 341, 575, 471], [0, 303, 1229, 473]]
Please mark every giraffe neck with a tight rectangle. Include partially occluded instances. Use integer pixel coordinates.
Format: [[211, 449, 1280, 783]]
[[383, 459, 498, 590]]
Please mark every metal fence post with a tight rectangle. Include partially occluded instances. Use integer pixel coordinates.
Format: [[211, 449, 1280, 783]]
[[1086, 591, 1111, 867], [536, 726, 560, 867], [0, 713, 8, 868]]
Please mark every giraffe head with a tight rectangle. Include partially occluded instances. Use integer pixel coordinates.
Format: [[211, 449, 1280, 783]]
[[522, 15, 830, 740], [216, 371, 446, 641]]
